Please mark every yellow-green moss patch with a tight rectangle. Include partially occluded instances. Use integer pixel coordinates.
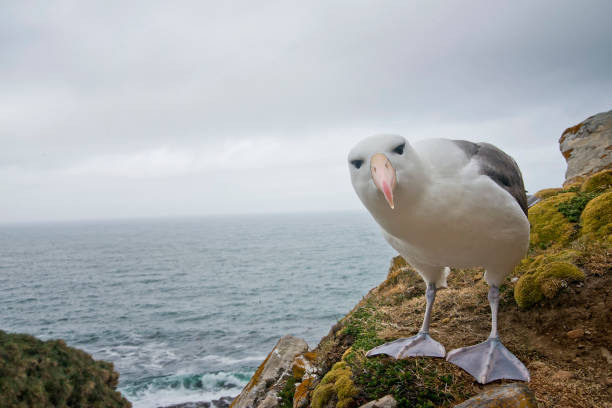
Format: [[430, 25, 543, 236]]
[[313, 361, 359, 408], [312, 383, 335, 408], [580, 191, 612, 241], [514, 274, 544, 309], [535, 261, 585, 298], [528, 192, 578, 248], [534, 188, 562, 199], [514, 261, 584, 308], [580, 169, 612, 193], [514, 250, 580, 277]]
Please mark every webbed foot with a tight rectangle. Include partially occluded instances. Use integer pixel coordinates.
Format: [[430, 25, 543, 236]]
[[366, 332, 446, 359], [446, 337, 530, 384]]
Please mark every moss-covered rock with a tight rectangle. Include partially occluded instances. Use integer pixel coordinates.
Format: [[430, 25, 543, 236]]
[[580, 191, 612, 241], [514, 261, 585, 308], [528, 192, 578, 248], [580, 169, 612, 193], [0, 330, 130, 408]]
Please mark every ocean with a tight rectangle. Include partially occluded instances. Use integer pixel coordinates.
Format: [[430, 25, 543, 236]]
[[0, 212, 395, 407]]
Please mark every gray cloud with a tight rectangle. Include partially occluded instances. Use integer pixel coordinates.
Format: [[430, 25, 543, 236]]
[[1, 1, 611, 222]]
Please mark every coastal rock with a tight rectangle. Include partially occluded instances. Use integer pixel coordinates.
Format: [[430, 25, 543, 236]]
[[231, 335, 308, 408], [292, 352, 320, 408], [559, 109, 612, 186], [161, 397, 233, 408], [359, 395, 397, 408], [453, 383, 537, 408]]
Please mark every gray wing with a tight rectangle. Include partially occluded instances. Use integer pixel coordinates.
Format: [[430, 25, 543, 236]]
[[452, 140, 528, 216]]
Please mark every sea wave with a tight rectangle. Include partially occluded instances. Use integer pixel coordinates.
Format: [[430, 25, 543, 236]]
[[198, 354, 267, 366], [121, 371, 251, 408]]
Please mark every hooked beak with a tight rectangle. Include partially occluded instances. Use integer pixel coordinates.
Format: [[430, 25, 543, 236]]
[[370, 153, 396, 209]]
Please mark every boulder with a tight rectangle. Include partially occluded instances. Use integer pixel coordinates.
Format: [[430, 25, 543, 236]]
[[453, 383, 536, 408], [358, 395, 397, 408], [160, 397, 233, 408], [559, 109, 612, 186], [231, 335, 308, 408]]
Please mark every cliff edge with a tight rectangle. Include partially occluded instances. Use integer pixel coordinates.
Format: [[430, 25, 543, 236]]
[[234, 116, 612, 408]]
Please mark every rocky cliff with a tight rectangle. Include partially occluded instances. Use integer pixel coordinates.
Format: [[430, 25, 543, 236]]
[[233, 117, 612, 408], [560, 109, 612, 186]]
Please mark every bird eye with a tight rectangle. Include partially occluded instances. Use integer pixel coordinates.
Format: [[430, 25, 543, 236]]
[[351, 159, 364, 169], [393, 143, 405, 155]]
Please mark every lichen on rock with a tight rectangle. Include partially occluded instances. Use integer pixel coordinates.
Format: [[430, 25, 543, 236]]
[[231, 335, 308, 408]]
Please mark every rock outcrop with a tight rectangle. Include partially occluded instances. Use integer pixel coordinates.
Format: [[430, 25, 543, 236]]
[[358, 395, 397, 408], [231, 335, 308, 408], [452, 384, 536, 408], [559, 109, 612, 186]]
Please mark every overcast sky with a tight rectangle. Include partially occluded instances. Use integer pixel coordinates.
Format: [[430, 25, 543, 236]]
[[1, 1, 611, 223]]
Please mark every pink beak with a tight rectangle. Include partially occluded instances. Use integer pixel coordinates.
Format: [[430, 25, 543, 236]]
[[370, 153, 396, 209]]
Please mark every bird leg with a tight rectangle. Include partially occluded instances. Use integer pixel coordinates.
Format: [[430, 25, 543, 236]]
[[446, 286, 530, 384], [366, 282, 446, 359]]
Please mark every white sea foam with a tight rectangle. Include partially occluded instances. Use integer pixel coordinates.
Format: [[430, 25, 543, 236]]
[[198, 354, 267, 366], [121, 371, 250, 408]]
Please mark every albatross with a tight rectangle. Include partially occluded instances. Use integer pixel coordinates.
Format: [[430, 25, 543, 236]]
[[348, 135, 530, 384]]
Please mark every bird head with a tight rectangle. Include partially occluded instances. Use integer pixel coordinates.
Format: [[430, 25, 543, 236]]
[[348, 134, 425, 213]]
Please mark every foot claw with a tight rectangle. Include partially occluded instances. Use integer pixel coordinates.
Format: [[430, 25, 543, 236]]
[[366, 332, 446, 359], [446, 338, 530, 384]]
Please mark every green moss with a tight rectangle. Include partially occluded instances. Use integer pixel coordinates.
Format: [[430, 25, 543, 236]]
[[314, 360, 359, 408], [352, 358, 456, 408], [336, 397, 356, 408], [514, 249, 580, 277], [312, 383, 335, 408], [321, 362, 349, 385], [514, 274, 543, 309], [580, 169, 612, 193], [535, 262, 585, 299], [0, 331, 130, 408], [534, 188, 562, 199], [514, 260, 584, 308], [333, 375, 358, 400], [528, 192, 578, 248], [580, 191, 612, 241]]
